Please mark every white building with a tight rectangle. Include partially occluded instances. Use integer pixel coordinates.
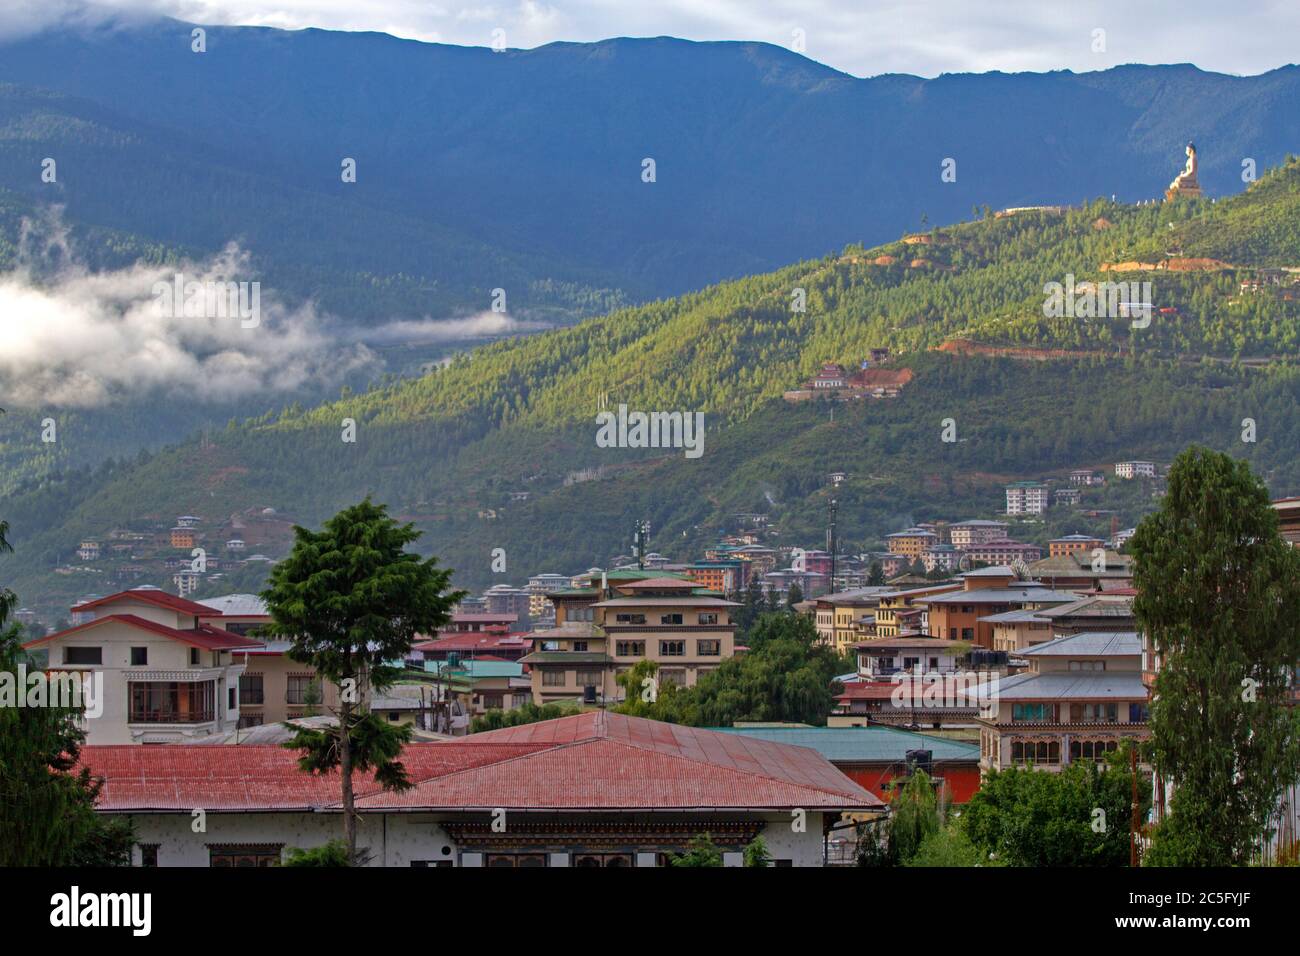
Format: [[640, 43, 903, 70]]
[[82, 712, 880, 867], [22, 587, 260, 744], [1005, 482, 1050, 516], [1114, 461, 1156, 479], [948, 520, 1009, 547]]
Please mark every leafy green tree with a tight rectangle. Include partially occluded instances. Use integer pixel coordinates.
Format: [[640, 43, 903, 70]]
[[786, 581, 804, 608], [887, 770, 941, 864], [962, 749, 1149, 866], [670, 833, 724, 867], [867, 562, 885, 586], [261, 499, 465, 862], [1132, 447, 1300, 866], [284, 840, 353, 867], [470, 701, 582, 733], [904, 823, 993, 867], [743, 835, 773, 867]]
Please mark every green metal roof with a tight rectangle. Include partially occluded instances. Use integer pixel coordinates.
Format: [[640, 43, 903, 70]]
[[711, 726, 979, 763], [423, 660, 523, 679]]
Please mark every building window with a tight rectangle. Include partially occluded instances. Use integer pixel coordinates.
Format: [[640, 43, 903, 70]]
[[575, 670, 602, 687], [574, 854, 632, 867], [572, 641, 588, 652], [659, 613, 684, 625], [542, 670, 566, 687], [929, 657, 939, 668], [1070, 739, 1119, 762], [240, 674, 264, 706], [209, 845, 282, 867], [696, 639, 721, 657], [1129, 702, 1150, 723], [285, 675, 319, 705], [698, 613, 719, 625], [64, 646, 102, 666], [659, 640, 685, 657], [961, 628, 974, 641], [129, 681, 216, 723], [1068, 660, 1106, 672], [189, 647, 201, 666], [1069, 702, 1119, 723], [1010, 740, 1060, 764], [139, 844, 160, 867], [228, 687, 237, 710], [1012, 703, 1057, 723], [659, 668, 686, 688], [237, 713, 264, 729], [486, 853, 548, 867], [482, 693, 503, 709], [130, 647, 148, 666], [616, 641, 646, 657], [614, 613, 646, 625]]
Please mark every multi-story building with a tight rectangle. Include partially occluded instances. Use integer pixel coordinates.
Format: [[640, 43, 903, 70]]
[[21, 587, 261, 744], [1068, 470, 1105, 487], [169, 527, 197, 549], [813, 587, 893, 653], [1054, 487, 1081, 507], [1028, 550, 1134, 590], [917, 568, 1079, 649], [921, 543, 959, 573], [981, 608, 1053, 653], [957, 538, 1042, 566], [886, 528, 938, 558], [483, 584, 531, 623], [947, 520, 1009, 548], [1005, 481, 1050, 516], [1114, 461, 1156, 479], [526, 573, 570, 619], [1048, 534, 1104, 558], [77, 540, 101, 562], [1274, 497, 1300, 547], [977, 631, 1149, 773], [172, 569, 202, 596], [521, 573, 737, 704], [873, 582, 961, 638]]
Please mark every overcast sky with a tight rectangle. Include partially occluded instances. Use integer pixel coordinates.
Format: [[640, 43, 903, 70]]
[[5, 0, 1299, 78]]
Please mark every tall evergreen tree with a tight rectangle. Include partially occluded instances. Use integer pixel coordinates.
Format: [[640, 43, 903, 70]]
[[261, 499, 465, 862], [1132, 447, 1300, 865]]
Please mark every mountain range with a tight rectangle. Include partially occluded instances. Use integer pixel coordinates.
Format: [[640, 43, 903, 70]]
[[3, 17, 1300, 617]]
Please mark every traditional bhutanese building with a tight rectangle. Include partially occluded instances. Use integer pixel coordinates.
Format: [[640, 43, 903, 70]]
[[82, 712, 881, 867]]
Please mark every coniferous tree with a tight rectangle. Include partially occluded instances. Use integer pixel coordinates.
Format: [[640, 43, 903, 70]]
[[261, 499, 465, 862], [0, 519, 133, 866], [1132, 447, 1300, 866]]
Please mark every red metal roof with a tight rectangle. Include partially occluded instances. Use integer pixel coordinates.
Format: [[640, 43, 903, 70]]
[[412, 632, 532, 653], [72, 588, 223, 617], [79, 712, 881, 812], [22, 614, 262, 652]]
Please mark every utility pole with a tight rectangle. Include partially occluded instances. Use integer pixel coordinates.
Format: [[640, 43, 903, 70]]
[[1130, 744, 1139, 867], [634, 519, 649, 570], [827, 498, 837, 593]]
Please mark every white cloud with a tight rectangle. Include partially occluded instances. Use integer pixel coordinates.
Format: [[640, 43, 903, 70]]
[[4, 0, 1298, 77], [0, 242, 379, 407]]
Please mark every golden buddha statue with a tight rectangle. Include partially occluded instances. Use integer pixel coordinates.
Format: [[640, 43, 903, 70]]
[[1165, 142, 1202, 200]]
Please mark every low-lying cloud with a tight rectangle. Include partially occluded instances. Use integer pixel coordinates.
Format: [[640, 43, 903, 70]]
[[0, 216, 543, 408]]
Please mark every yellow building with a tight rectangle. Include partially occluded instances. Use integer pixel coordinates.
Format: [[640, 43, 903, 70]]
[[885, 528, 937, 558], [522, 573, 738, 705], [814, 588, 891, 654], [872, 582, 961, 637]]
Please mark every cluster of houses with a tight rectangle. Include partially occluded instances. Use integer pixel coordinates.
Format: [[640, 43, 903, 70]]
[[19, 496, 1299, 867]]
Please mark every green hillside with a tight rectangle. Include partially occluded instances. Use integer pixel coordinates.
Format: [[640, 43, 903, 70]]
[[5, 159, 1300, 617]]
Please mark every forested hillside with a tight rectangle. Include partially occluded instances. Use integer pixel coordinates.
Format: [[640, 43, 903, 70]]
[[3, 159, 1299, 615]]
